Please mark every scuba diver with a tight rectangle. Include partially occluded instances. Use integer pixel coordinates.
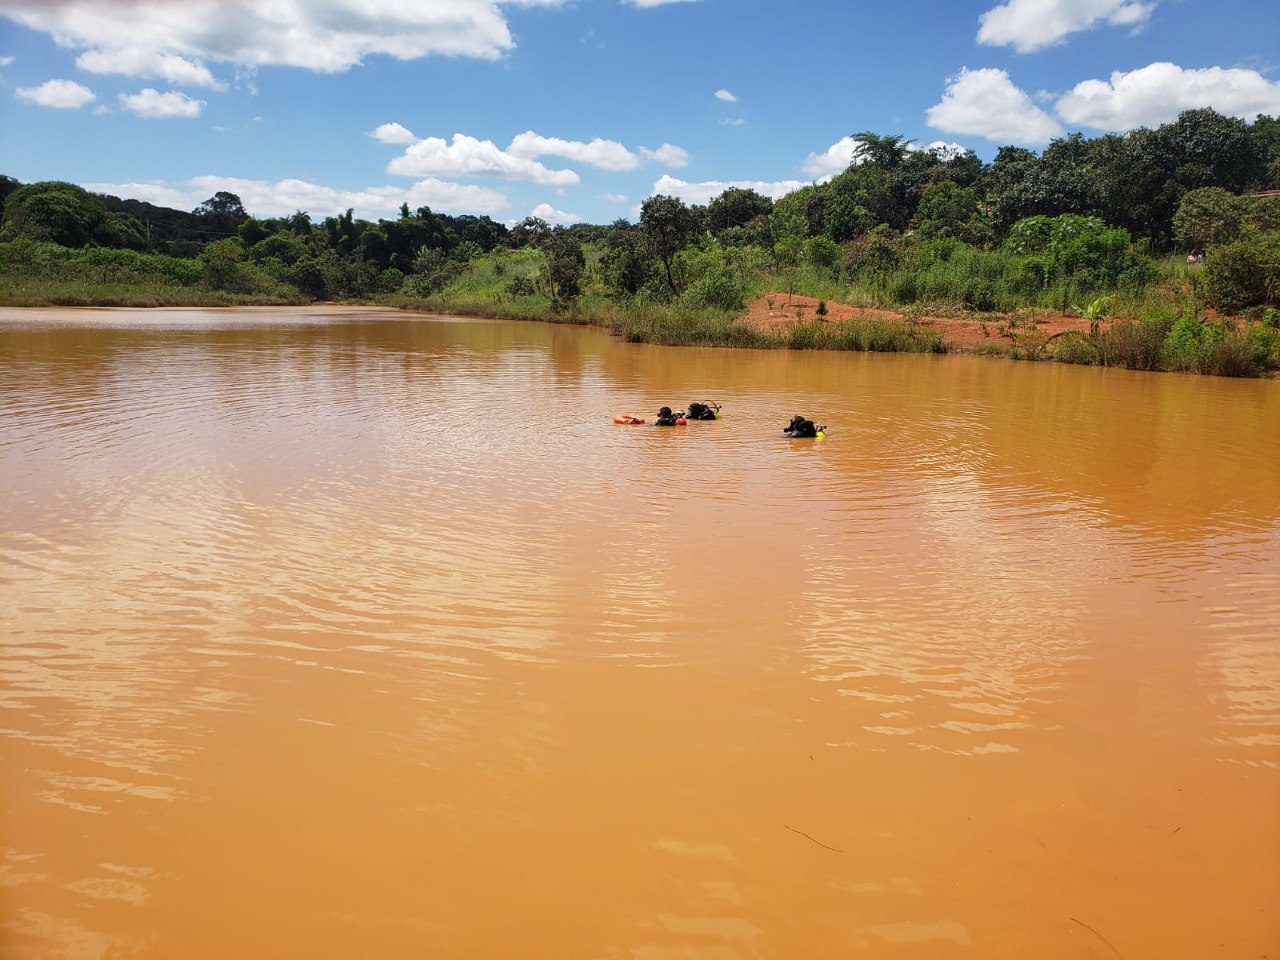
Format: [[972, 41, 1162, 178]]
[[783, 414, 824, 438], [686, 401, 721, 421], [655, 406, 687, 427]]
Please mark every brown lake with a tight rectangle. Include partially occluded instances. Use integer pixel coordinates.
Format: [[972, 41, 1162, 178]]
[[2, 306, 1278, 958]]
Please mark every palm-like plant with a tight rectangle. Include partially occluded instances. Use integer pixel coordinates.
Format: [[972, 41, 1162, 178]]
[[1074, 295, 1114, 338]]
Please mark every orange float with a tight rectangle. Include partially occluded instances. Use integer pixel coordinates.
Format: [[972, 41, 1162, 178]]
[[613, 414, 645, 425]]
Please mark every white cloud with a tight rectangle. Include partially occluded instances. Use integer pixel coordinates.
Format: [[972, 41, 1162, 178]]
[[0, 0, 572, 78], [76, 48, 223, 89], [650, 174, 807, 207], [0, 55, 14, 67], [386, 133, 579, 185], [119, 87, 204, 118], [15, 78, 96, 109], [509, 131, 641, 171], [802, 136, 865, 178], [602, 193, 628, 202], [720, 118, 745, 127], [1056, 61, 1280, 131], [530, 202, 581, 225], [977, 0, 1155, 53], [715, 88, 736, 102], [922, 140, 972, 159], [639, 143, 690, 168], [369, 121, 419, 145], [84, 175, 508, 219], [925, 67, 1063, 146]]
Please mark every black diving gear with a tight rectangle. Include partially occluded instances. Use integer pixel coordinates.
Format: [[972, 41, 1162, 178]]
[[655, 406, 686, 427]]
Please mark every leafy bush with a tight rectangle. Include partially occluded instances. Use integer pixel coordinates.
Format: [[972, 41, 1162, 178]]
[[1099, 315, 1175, 370], [1004, 214, 1148, 289], [1161, 314, 1279, 376], [683, 268, 747, 312], [1052, 331, 1101, 365], [1203, 231, 1280, 311], [804, 236, 841, 271]]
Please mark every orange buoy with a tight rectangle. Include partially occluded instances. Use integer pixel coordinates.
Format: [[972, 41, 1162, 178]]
[[675, 417, 687, 426], [613, 414, 645, 425]]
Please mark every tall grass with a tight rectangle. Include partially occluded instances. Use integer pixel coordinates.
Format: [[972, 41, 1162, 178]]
[[0, 239, 305, 306]]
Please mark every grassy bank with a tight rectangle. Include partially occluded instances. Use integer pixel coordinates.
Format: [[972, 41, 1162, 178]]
[[381, 289, 947, 354], [5, 238, 1278, 376], [0, 239, 306, 307]]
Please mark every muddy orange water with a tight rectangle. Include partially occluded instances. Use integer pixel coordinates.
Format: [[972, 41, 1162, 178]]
[[2, 307, 1278, 959]]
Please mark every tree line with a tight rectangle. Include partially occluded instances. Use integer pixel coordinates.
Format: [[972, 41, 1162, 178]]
[[2, 108, 1277, 310]]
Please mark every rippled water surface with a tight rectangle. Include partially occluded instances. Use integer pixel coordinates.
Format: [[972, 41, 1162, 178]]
[[2, 306, 1279, 958]]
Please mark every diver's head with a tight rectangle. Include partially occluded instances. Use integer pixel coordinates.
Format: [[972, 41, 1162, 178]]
[[659, 406, 672, 417]]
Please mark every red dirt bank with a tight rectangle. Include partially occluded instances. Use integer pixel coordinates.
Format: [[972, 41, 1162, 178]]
[[740, 291, 1103, 351]]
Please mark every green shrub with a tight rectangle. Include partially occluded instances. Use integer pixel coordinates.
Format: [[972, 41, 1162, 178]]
[[1160, 314, 1277, 377], [1204, 232, 1280, 311], [683, 268, 747, 311], [1099, 315, 1175, 370], [1052, 331, 1101, 365], [804, 236, 841, 271]]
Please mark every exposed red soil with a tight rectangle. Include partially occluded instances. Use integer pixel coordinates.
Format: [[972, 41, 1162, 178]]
[[740, 292, 1105, 351]]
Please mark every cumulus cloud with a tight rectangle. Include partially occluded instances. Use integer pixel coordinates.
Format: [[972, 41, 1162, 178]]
[[802, 136, 865, 178], [977, 0, 1155, 53], [84, 175, 508, 219], [530, 202, 581, 225], [0, 55, 15, 67], [119, 87, 204, 118], [920, 140, 972, 159], [926, 67, 1063, 146], [77, 48, 223, 88], [720, 118, 745, 127], [368, 121, 419, 145], [15, 78, 96, 109], [375, 128, 689, 182], [387, 133, 579, 185], [650, 174, 806, 206], [1056, 61, 1280, 131], [639, 143, 690, 168], [509, 131, 641, 171], [602, 193, 628, 202], [715, 88, 736, 102], [0, 0, 571, 79]]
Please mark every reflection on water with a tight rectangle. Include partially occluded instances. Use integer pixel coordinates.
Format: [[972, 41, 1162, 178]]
[[2, 306, 1278, 959]]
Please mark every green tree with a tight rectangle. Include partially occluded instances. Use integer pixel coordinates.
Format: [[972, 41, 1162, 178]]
[[510, 216, 551, 248], [914, 181, 985, 242], [1174, 187, 1244, 248], [602, 225, 653, 295], [851, 132, 914, 169], [193, 191, 249, 239], [2, 181, 108, 246], [705, 188, 773, 236], [639, 194, 700, 294], [542, 229, 586, 305], [405, 248, 462, 300], [0, 175, 21, 209], [199, 237, 248, 291], [1244, 195, 1280, 234], [803, 235, 840, 271]]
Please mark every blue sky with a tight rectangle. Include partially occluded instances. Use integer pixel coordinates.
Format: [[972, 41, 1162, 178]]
[[1, 0, 1278, 225]]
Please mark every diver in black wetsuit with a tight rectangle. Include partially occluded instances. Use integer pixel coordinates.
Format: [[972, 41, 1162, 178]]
[[655, 406, 685, 426], [686, 401, 721, 421], [783, 414, 820, 438]]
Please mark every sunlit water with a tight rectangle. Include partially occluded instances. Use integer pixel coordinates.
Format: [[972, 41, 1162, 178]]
[[2, 306, 1278, 959]]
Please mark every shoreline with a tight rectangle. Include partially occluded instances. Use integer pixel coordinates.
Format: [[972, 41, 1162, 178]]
[[2, 300, 1276, 380]]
